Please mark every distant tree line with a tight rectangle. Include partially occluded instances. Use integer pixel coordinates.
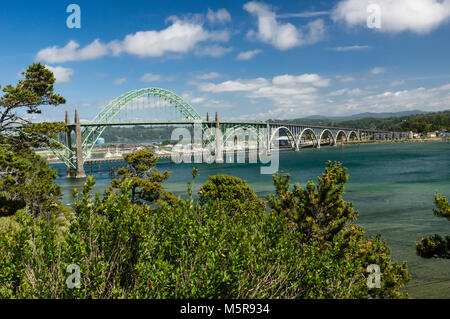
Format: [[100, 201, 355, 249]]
[[272, 110, 450, 134], [101, 126, 193, 143]]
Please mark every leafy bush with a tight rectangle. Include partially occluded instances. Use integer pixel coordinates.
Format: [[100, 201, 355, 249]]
[[0, 160, 411, 298], [267, 161, 410, 298], [199, 174, 266, 216], [107, 150, 175, 205], [0, 142, 62, 218], [416, 193, 450, 259]]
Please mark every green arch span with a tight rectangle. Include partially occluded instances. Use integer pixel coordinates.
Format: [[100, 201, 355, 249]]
[[49, 88, 202, 168], [82, 87, 202, 155]]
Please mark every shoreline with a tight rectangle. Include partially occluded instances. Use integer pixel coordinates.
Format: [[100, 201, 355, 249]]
[[340, 137, 449, 146], [43, 137, 448, 165]]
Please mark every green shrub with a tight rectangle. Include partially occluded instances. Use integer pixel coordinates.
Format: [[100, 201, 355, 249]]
[[415, 193, 450, 259], [0, 161, 411, 298], [267, 161, 411, 298]]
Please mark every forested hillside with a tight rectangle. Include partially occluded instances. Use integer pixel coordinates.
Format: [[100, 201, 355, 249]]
[[272, 110, 450, 133], [101, 126, 185, 143]]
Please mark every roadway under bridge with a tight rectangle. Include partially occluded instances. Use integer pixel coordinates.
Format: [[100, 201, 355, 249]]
[[48, 88, 410, 178]]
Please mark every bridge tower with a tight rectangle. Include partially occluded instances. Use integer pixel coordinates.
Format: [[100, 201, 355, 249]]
[[66, 109, 86, 178], [215, 112, 223, 163], [65, 110, 72, 153]]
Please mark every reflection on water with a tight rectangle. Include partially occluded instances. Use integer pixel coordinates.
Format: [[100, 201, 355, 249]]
[[53, 141, 450, 298]]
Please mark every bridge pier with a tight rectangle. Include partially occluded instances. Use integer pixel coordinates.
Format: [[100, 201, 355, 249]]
[[65, 110, 73, 153], [266, 122, 272, 155], [215, 112, 224, 163], [66, 109, 86, 178]]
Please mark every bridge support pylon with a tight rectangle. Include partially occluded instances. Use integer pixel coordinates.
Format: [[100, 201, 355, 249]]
[[215, 112, 224, 163], [266, 122, 271, 155], [66, 109, 86, 178]]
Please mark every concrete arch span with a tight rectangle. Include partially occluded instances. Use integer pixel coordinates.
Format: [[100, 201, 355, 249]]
[[318, 129, 336, 147], [297, 128, 318, 148], [269, 126, 297, 150]]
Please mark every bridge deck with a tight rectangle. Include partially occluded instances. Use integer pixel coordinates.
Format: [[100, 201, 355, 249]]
[[68, 120, 401, 134]]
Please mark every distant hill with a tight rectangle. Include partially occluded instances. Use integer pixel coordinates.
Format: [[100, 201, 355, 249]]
[[303, 110, 428, 121], [271, 110, 450, 133]]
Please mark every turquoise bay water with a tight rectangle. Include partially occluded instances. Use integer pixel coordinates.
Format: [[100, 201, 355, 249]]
[[54, 141, 450, 298]]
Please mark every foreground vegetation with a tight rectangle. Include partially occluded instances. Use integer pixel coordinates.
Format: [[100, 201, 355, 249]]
[[0, 63, 422, 299], [416, 194, 450, 259], [0, 152, 411, 298]]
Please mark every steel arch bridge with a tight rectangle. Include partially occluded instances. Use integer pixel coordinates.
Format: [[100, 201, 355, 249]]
[[52, 88, 204, 173], [50, 87, 410, 178], [83, 88, 202, 155]]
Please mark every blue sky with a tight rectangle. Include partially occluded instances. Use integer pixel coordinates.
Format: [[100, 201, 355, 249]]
[[1, 0, 450, 122]]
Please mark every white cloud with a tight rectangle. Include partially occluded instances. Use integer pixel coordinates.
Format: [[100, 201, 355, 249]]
[[119, 18, 228, 58], [329, 45, 370, 51], [195, 45, 232, 57], [182, 92, 206, 104], [391, 80, 405, 86], [329, 89, 348, 96], [272, 74, 330, 87], [195, 67, 450, 119], [336, 75, 355, 82], [140, 73, 174, 82], [182, 91, 234, 108], [305, 19, 327, 44], [195, 72, 221, 80], [197, 73, 331, 113], [199, 78, 270, 93], [140, 74, 161, 82], [438, 83, 450, 90], [244, 1, 326, 50], [332, 0, 450, 34], [329, 88, 363, 96], [191, 96, 207, 104], [246, 82, 450, 120], [45, 65, 74, 83], [278, 11, 330, 18], [198, 73, 330, 95], [36, 15, 230, 62], [236, 49, 262, 60], [37, 40, 109, 63], [356, 85, 450, 113], [207, 8, 231, 24], [371, 67, 387, 75], [200, 98, 235, 108], [113, 77, 127, 85], [244, 2, 300, 49]]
